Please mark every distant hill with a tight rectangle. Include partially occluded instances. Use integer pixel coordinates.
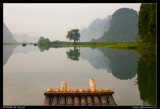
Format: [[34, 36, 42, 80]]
[[80, 15, 112, 42], [3, 23, 17, 43], [97, 8, 138, 42], [13, 34, 39, 43]]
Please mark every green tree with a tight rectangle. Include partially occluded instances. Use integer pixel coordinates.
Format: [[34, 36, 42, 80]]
[[97, 8, 138, 42], [66, 29, 80, 44], [138, 4, 156, 44], [38, 36, 50, 45], [45, 38, 50, 44]]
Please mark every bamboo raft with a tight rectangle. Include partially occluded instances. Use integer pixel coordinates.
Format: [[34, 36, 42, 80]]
[[43, 78, 116, 106]]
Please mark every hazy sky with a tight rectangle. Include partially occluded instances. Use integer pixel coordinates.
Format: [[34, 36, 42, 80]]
[[3, 3, 141, 41]]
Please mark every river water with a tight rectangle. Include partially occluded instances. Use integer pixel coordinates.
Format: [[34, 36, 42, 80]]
[[3, 45, 156, 106]]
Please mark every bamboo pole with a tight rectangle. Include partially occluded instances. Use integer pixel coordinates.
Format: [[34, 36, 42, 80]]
[[43, 88, 53, 105], [93, 96, 101, 106], [86, 96, 94, 106], [51, 88, 59, 106], [88, 78, 101, 105], [44, 90, 114, 96], [85, 88, 93, 106], [67, 96, 73, 106], [93, 89, 101, 105], [81, 96, 87, 106], [54, 88, 60, 92], [105, 89, 116, 106], [88, 78, 96, 92], [79, 89, 87, 106], [79, 88, 84, 92], [73, 89, 80, 106], [60, 81, 67, 92], [97, 88, 103, 92], [66, 89, 73, 106], [73, 89, 78, 92], [107, 94, 116, 106], [74, 96, 80, 106], [87, 78, 95, 106], [97, 88, 108, 106], [43, 95, 51, 105], [51, 97, 58, 106], [67, 89, 72, 92], [59, 96, 66, 106], [99, 95, 108, 106], [59, 81, 67, 105]]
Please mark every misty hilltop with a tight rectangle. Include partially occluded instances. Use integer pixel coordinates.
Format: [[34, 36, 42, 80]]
[[97, 8, 138, 42], [13, 34, 39, 43], [80, 15, 112, 42], [3, 22, 17, 43]]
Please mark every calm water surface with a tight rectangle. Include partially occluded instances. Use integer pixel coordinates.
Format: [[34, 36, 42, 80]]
[[3, 45, 156, 106]]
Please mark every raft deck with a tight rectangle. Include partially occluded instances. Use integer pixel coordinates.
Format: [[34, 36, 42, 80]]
[[43, 78, 116, 106]]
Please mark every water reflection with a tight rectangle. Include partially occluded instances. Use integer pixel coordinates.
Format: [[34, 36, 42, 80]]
[[66, 47, 80, 61], [80, 48, 112, 72], [38, 44, 50, 52], [81, 47, 140, 80], [3, 45, 156, 105], [3, 45, 18, 65], [136, 49, 156, 105], [14, 45, 39, 54], [98, 48, 140, 80], [3, 45, 39, 65]]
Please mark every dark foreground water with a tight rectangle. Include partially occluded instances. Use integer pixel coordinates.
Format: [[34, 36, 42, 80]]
[[3, 45, 156, 106]]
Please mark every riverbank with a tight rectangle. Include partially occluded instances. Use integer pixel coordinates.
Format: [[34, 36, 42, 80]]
[[50, 42, 138, 49], [3, 42, 138, 49]]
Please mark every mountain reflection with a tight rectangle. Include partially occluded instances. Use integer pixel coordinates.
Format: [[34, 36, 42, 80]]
[[66, 47, 80, 61], [80, 47, 112, 72], [80, 47, 140, 80], [3, 45, 39, 66], [3, 45, 18, 65]]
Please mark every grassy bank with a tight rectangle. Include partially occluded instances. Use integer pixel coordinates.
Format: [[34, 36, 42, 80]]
[[50, 41, 138, 49], [3, 41, 138, 49]]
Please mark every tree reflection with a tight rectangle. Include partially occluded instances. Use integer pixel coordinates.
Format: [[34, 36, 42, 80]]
[[136, 47, 156, 105], [66, 47, 80, 61], [38, 44, 50, 52]]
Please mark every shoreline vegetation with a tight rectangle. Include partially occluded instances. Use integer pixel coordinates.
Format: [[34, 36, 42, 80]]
[[3, 41, 138, 49], [3, 4, 156, 51], [49, 41, 138, 49]]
